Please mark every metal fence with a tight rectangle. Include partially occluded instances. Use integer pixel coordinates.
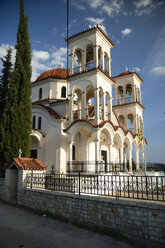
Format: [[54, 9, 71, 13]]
[[25, 172, 165, 202], [66, 161, 126, 173]]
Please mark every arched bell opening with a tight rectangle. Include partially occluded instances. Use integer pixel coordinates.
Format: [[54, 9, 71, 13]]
[[86, 44, 94, 70], [117, 86, 124, 105], [74, 48, 82, 73], [73, 88, 82, 120], [127, 114, 134, 132], [86, 86, 95, 120], [105, 91, 111, 120], [118, 115, 125, 128], [99, 87, 104, 120], [126, 84, 132, 103]]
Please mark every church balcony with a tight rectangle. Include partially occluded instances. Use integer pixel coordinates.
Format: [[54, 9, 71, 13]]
[[114, 97, 141, 106], [72, 62, 109, 76]]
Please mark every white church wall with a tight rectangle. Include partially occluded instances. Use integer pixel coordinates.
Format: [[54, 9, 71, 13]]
[[51, 102, 68, 117], [32, 81, 50, 102]]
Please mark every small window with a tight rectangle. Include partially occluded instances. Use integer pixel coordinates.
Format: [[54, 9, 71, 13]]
[[39, 88, 42, 99], [72, 145, 75, 160], [38, 116, 42, 130], [32, 116, 36, 129], [61, 86, 66, 98]]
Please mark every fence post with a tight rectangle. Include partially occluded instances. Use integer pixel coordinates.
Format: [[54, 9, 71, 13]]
[[31, 170, 33, 189], [79, 171, 81, 195]]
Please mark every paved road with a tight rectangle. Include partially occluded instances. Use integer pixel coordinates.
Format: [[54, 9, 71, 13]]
[[0, 201, 134, 248]]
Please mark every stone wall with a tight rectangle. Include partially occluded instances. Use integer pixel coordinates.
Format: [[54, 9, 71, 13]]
[[17, 188, 165, 244], [0, 178, 5, 199]]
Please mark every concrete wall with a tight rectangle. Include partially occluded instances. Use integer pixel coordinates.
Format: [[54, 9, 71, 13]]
[[17, 188, 165, 244], [0, 178, 5, 199]]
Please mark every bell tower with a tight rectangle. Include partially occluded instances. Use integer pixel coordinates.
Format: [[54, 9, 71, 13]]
[[112, 71, 145, 134], [66, 25, 115, 125]]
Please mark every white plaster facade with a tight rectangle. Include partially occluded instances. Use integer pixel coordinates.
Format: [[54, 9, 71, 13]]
[[31, 26, 146, 174]]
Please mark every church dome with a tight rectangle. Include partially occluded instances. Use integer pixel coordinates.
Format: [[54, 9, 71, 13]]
[[35, 68, 70, 83]]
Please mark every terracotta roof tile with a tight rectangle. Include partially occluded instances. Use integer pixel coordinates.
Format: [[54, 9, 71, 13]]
[[8, 158, 47, 171], [66, 25, 114, 48], [34, 68, 70, 83], [32, 103, 61, 119]]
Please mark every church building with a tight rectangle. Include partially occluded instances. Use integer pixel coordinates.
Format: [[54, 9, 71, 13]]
[[31, 25, 146, 174]]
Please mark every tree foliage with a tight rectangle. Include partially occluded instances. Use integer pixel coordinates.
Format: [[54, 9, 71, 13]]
[[0, 0, 32, 167]]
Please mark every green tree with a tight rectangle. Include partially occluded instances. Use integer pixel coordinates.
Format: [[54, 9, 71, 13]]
[[0, 48, 13, 168], [0, 48, 13, 119], [0, 0, 32, 166], [12, 0, 32, 157]]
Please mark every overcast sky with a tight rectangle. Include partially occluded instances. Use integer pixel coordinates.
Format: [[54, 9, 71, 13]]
[[0, 0, 165, 163]]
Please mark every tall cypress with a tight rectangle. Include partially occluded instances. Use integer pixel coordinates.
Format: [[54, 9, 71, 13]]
[[13, 0, 32, 157], [0, 48, 13, 118], [0, 0, 32, 166], [0, 48, 13, 168]]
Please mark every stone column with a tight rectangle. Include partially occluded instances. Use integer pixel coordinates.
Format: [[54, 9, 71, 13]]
[[69, 93, 73, 123], [129, 148, 132, 172], [82, 49, 86, 71], [94, 88, 99, 125], [124, 152, 127, 171], [109, 58, 111, 76], [134, 115, 138, 133], [123, 87, 126, 104], [95, 137, 100, 173], [120, 146, 124, 171], [133, 85, 136, 102], [69, 53, 74, 75], [125, 117, 128, 130], [78, 95, 81, 119], [101, 51, 104, 70], [82, 91, 86, 119], [102, 92, 105, 120], [114, 87, 117, 105], [136, 148, 139, 171], [94, 45, 98, 68]]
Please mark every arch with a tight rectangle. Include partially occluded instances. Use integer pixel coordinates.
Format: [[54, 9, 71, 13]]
[[38, 116, 42, 130], [127, 113, 134, 132], [39, 88, 42, 99], [31, 131, 43, 148], [74, 48, 82, 73], [105, 91, 111, 120], [126, 84, 132, 103], [117, 86, 124, 104], [61, 86, 66, 98], [86, 44, 94, 69], [118, 115, 125, 128]]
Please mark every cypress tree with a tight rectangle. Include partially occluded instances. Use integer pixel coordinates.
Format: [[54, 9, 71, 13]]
[[0, 48, 13, 168], [12, 0, 32, 157], [0, 48, 13, 118], [0, 0, 32, 166]]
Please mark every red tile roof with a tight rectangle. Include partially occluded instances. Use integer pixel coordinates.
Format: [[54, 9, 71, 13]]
[[66, 25, 114, 48], [8, 158, 47, 171], [34, 68, 70, 83], [32, 103, 61, 119]]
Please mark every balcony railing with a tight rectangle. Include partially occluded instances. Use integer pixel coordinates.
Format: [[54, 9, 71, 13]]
[[115, 97, 141, 106], [72, 62, 109, 75]]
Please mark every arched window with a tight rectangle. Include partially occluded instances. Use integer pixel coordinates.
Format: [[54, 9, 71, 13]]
[[61, 86, 66, 98], [39, 88, 42, 99], [72, 145, 75, 160], [32, 116, 36, 129], [38, 116, 42, 130]]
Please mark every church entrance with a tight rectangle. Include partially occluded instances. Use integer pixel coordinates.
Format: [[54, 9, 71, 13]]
[[101, 150, 107, 172]]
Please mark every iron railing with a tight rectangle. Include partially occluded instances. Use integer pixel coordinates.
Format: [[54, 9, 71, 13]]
[[25, 172, 165, 201], [66, 161, 126, 174]]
